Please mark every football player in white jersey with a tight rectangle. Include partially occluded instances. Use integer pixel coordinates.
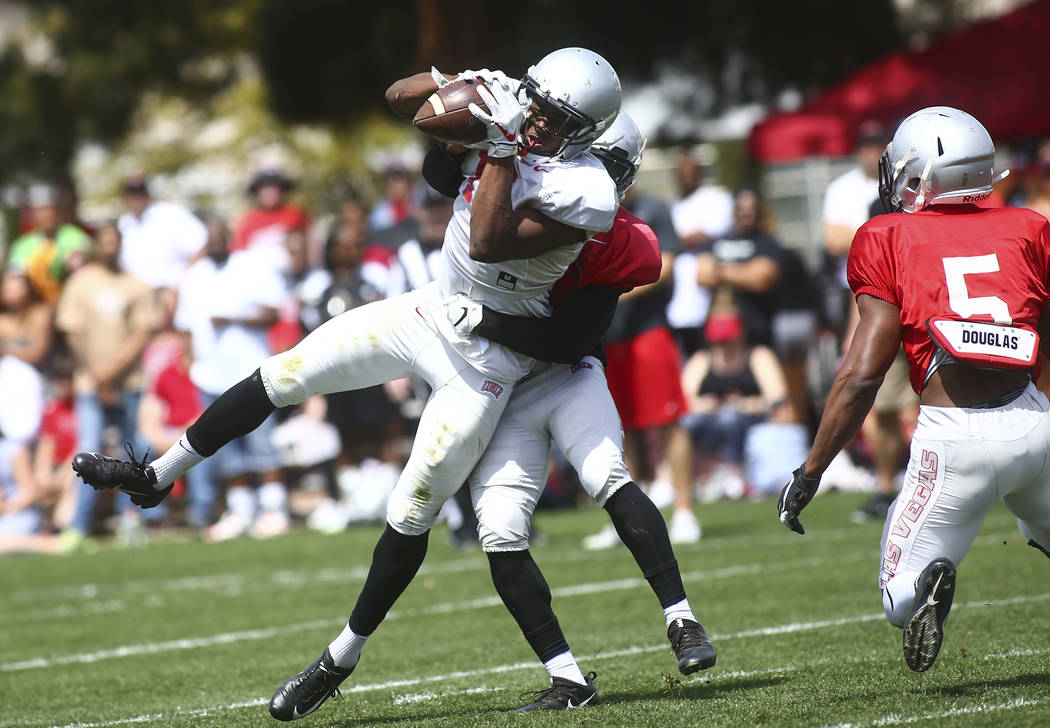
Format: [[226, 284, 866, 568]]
[[71, 48, 621, 721]]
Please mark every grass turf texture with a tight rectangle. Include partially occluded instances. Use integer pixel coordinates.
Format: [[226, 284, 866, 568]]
[[2, 492, 1048, 728]]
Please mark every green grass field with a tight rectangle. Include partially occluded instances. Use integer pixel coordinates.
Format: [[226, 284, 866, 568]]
[[2, 491, 1049, 728]]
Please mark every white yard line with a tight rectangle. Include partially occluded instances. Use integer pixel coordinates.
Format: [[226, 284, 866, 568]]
[[4, 589, 1045, 728], [819, 697, 1046, 728]]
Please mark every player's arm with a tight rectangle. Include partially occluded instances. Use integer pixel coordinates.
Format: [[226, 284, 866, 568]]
[[385, 71, 451, 121], [779, 293, 901, 533], [421, 141, 468, 199], [472, 284, 621, 363], [804, 294, 901, 475], [468, 156, 586, 263]]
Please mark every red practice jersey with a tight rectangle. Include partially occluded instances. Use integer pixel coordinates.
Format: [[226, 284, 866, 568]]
[[847, 205, 1050, 393], [550, 207, 662, 314]]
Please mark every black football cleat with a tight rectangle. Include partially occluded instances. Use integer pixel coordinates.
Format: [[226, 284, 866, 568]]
[[71, 445, 171, 509], [902, 557, 956, 672], [269, 648, 354, 721], [667, 618, 717, 675], [513, 671, 599, 713]]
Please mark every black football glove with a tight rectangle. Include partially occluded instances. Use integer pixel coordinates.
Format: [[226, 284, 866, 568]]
[[777, 465, 821, 535]]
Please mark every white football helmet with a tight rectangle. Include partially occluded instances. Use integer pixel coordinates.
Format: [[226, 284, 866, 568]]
[[519, 47, 622, 160], [591, 112, 645, 199], [878, 106, 1009, 213]]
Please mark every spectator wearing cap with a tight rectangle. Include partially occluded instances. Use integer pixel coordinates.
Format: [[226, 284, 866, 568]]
[[367, 160, 416, 234], [8, 186, 91, 302], [232, 169, 309, 258], [680, 308, 788, 501], [117, 175, 208, 291]]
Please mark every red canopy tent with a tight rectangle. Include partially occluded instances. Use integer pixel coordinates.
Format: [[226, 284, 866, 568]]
[[749, 0, 1050, 162]]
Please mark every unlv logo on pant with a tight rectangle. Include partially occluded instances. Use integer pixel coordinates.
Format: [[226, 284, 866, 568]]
[[481, 380, 505, 399]]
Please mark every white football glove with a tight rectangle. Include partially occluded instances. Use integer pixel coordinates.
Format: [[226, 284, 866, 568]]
[[444, 293, 483, 335], [468, 80, 525, 158], [455, 68, 512, 88]]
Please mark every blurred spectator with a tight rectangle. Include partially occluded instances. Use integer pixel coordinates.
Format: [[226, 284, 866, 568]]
[[8, 186, 91, 302], [769, 245, 821, 428], [367, 160, 416, 234], [0, 441, 59, 555], [233, 169, 309, 264], [301, 219, 402, 532], [389, 187, 453, 295], [0, 266, 54, 368], [590, 182, 700, 548], [667, 150, 733, 356], [57, 223, 155, 544], [269, 229, 331, 354], [1026, 155, 1050, 220], [32, 352, 78, 534], [680, 310, 788, 500], [0, 352, 44, 447], [138, 288, 212, 530], [176, 218, 287, 541], [118, 175, 208, 291], [695, 189, 786, 348], [823, 123, 919, 522], [821, 120, 884, 333]]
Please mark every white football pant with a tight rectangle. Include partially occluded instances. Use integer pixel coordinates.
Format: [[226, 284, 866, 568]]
[[880, 382, 1050, 626], [469, 356, 631, 551], [260, 283, 516, 535]]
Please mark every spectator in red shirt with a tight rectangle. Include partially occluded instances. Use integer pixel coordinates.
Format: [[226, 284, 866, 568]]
[[232, 169, 309, 258]]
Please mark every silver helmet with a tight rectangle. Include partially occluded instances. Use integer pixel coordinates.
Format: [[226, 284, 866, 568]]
[[520, 47, 622, 160], [878, 106, 1009, 213], [591, 112, 645, 199]]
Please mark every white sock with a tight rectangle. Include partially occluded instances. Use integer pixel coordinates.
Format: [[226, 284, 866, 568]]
[[150, 435, 204, 488], [258, 481, 288, 513], [664, 598, 697, 628], [328, 623, 368, 668], [543, 650, 586, 685], [226, 486, 256, 524]]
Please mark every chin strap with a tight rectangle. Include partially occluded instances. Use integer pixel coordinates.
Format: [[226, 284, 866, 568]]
[[912, 157, 935, 210]]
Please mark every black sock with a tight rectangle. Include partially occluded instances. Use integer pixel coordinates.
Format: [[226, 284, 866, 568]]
[[185, 369, 275, 457], [348, 525, 429, 636], [488, 550, 569, 662], [604, 483, 687, 608]]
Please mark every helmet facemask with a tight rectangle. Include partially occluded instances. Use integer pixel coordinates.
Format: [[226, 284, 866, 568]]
[[519, 73, 598, 160], [591, 146, 637, 199]]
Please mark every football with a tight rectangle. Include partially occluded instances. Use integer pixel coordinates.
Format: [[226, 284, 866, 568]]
[[413, 78, 489, 145]]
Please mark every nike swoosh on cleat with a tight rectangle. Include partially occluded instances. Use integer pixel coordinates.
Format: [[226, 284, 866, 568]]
[[567, 694, 594, 709], [926, 573, 944, 606]]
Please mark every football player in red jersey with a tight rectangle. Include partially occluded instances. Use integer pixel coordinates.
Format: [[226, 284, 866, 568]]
[[778, 107, 1050, 673], [441, 113, 716, 711]]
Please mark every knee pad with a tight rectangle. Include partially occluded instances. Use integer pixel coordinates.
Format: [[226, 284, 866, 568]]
[[260, 351, 309, 408], [578, 441, 631, 507]]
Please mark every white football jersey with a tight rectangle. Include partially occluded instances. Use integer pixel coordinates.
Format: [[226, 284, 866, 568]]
[[435, 148, 618, 379]]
